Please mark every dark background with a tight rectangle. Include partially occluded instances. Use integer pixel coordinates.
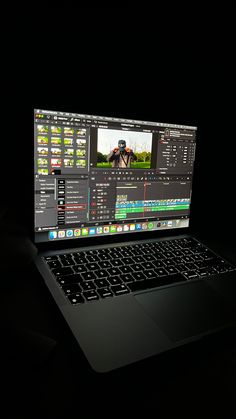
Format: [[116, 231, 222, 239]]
[[1, 7, 236, 417], [2, 7, 236, 244]]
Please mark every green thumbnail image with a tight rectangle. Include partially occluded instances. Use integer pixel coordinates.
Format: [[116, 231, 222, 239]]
[[64, 138, 74, 145], [51, 137, 61, 145], [76, 149, 86, 156], [65, 148, 74, 156], [38, 168, 48, 175], [64, 127, 74, 135], [38, 158, 48, 167], [76, 159, 86, 167], [37, 125, 49, 134], [51, 148, 61, 155], [64, 159, 74, 167], [37, 147, 48, 155], [51, 126, 62, 134], [37, 136, 48, 144], [76, 139, 86, 146], [77, 129, 86, 136]]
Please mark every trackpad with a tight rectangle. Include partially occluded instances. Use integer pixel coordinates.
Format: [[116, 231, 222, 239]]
[[135, 282, 233, 342]]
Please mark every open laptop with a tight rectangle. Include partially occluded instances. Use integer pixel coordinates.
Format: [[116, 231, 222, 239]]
[[34, 109, 236, 372]]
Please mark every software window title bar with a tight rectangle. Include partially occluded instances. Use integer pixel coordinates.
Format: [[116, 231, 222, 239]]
[[36, 110, 197, 131]]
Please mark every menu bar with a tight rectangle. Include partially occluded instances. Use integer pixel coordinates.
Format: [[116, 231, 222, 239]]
[[35, 109, 197, 131]]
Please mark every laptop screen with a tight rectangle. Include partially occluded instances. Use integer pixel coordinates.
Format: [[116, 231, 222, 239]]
[[34, 109, 197, 243]]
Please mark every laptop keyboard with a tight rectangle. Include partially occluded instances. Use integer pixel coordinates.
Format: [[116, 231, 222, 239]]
[[44, 238, 236, 305]]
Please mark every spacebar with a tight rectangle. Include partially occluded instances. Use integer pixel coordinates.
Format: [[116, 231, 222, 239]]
[[128, 274, 186, 292]]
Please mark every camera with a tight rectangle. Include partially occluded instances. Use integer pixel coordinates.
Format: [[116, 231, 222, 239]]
[[118, 140, 126, 152]]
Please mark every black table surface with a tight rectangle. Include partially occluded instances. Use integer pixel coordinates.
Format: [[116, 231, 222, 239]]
[[1, 231, 236, 417]]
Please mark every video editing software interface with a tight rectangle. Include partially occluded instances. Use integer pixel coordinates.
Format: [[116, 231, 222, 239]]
[[34, 110, 197, 242]]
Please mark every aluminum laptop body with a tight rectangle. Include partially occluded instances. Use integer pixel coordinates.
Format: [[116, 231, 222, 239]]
[[34, 109, 236, 372]]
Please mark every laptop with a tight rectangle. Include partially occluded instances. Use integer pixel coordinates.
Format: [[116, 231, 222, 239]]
[[34, 109, 236, 372]]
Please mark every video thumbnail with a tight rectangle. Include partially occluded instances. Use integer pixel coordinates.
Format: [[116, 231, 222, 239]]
[[38, 168, 48, 175], [77, 129, 86, 136], [64, 159, 74, 167], [51, 137, 61, 145], [37, 125, 49, 134], [37, 136, 48, 144], [76, 139, 86, 146], [64, 127, 74, 136], [51, 126, 62, 135], [76, 159, 86, 168], [51, 148, 61, 156], [37, 158, 48, 167], [64, 148, 74, 156], [97, 128, 152, 169], [37, 147, 48, 155], [76, 149, 86, 157], [51, 158, 62, 167], [64, 138, 74, 146]]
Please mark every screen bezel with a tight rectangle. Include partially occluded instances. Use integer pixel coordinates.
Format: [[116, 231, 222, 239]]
[[35, 226, 193, 253]]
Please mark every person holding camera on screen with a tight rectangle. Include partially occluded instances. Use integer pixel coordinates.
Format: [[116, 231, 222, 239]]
[[107, 140, 137, 168]]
